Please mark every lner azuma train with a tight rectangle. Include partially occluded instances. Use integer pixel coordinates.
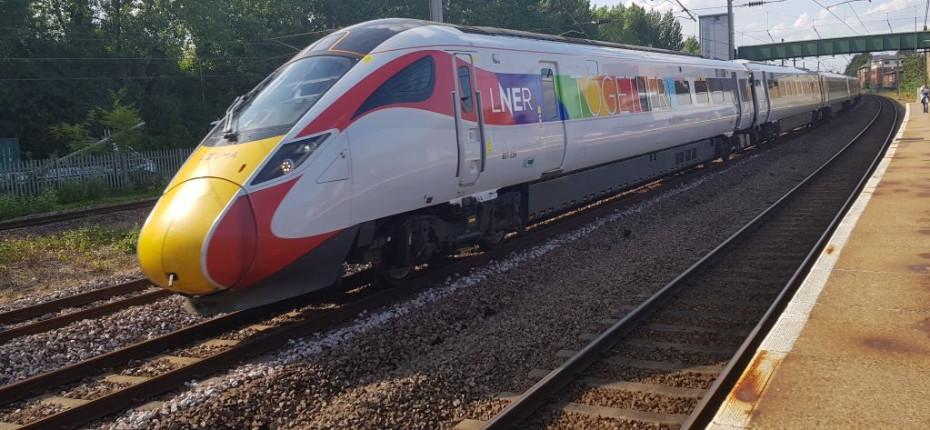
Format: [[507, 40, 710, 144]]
[[137, 19, 860, 314]]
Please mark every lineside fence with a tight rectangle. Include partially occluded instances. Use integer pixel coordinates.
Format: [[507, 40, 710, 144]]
[[0, 148, 193, 197]]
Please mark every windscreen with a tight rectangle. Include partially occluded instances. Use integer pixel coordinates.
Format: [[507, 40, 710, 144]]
[[226, 55, 355, 138]]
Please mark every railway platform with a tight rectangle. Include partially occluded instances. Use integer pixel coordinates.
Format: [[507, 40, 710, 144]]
[[709, 102, 930, 429]]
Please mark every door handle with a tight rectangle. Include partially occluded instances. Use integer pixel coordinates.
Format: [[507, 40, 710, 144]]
[[452, 90, 462, 178], [475, 90, 487, 172]]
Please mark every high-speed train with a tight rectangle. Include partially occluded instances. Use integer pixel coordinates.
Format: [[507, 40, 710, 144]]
[[137, 18, 860, 314]]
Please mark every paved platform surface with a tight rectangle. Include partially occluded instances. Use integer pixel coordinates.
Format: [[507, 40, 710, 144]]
[[709, 101, 930, 429]]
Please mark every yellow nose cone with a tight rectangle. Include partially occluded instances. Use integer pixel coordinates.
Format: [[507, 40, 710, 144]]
[[138, 178, 244, 296]]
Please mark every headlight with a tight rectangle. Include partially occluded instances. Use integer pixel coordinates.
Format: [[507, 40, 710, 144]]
[[251, 134, 329, 185]]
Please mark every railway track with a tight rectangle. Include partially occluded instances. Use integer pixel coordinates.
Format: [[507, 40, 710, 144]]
[[0, 151, 753, 428], [0, 198, 156, 231], [0, 281, 168, 343], [0, 99, 880, 428], [473, 95, 898, 429]]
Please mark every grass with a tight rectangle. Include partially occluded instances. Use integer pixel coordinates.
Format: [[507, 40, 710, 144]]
[[0, 177, 164, 221], [869, 89, 914, 104], [0, 223, 142, 267]]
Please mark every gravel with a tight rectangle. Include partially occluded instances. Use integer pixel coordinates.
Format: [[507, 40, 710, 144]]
[[528, 410, 675, 430], [650, 314, 759, 330], [171, 344, 231, 359], [96, 103, 878, 429], [562, 383, 698, 414], [0, 273, 143, 315], [0, 285, 159, 333], [0, 400, 65, 425], [62, 379, 133, 401], [629, 328, 743, 347], [587, 363, 718, 390], [0, 296, 205, 385], [663, 300, 768, 315], [121, 358, 183, 378], [617, 346, 729, 366]]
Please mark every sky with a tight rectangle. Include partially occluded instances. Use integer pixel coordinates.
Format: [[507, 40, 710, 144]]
[[590, 0, 928, 72]]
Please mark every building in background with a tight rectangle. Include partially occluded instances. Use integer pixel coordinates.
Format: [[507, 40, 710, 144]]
[[882, 69, 902, 89], [859, 54, 902, 90], [0, 138, 19, 166], [857, 65, 870, 88], [699, 13, 730, 61]]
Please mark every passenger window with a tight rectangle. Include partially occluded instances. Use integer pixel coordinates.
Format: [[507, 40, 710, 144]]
[[541, 68, 560, 120], [675, 80, 692, 106], [739, 79, 751, 102], [649, 78, 668, 111], [694, 78, 710, 104], [659, 79, 671, 110], [355, 55, 434, 117], [458, 66, 473, 113], [709, 78, 725, 103]]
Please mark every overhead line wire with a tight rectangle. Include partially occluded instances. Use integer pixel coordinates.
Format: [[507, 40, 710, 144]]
[[1, 53, 293, 62], [740, 14, 924, 34], [0, 73, 264, 82], [554, 0, 591, 38], [847, 4, 869, 31], [809, 0, 859, 34]]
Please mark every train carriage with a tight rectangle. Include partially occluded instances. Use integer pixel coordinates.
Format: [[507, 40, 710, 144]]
[[738, 61, 824, 138], [137, 18, 860, 313], [821, 72, 856, 113]]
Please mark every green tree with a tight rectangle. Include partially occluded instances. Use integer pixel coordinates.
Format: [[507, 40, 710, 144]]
[[1, 0, 685, 159], [682, 36, 700, 55], [844, 53, 871, 76], [51, 89, 144, 153], [593, 4, 683, 50], [900, 53, 926, 99]]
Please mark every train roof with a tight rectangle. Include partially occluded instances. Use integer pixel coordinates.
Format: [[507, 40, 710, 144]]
[[451, 23, 696, 58], [733, 60, 819, 75], [819, 72, 855, 79], [295, 18, 732, 66]]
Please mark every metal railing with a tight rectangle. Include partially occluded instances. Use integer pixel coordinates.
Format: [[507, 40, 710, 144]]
[[0, 147, 192, 196]]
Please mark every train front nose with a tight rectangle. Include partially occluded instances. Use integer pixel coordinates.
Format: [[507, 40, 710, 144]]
[[138, 177, 257, 295]]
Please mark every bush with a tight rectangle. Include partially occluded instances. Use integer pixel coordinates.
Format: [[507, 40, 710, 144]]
[[56, 179, 107, 204], [129, 173, 167, 193], [0, 189, 57, 220], [117, 224, 141, 254], [899, 53, 926, 101]]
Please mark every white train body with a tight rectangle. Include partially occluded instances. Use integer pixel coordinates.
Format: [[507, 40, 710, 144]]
[[137, 19, 861, 313]]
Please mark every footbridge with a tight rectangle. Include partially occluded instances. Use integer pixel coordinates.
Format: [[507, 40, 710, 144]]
[[737, 31, 930, 61]]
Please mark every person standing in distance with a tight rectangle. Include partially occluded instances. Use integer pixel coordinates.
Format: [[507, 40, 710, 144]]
[[919, 82, 930, 113]]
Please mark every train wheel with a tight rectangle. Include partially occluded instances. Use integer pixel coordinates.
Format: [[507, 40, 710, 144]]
[[374, 265, 413, 288], [714, 137, 729, 163], [479, 230, 506, 251]]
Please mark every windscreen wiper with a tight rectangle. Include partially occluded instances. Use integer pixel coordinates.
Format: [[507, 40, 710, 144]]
[[222, 92, 256, 142]]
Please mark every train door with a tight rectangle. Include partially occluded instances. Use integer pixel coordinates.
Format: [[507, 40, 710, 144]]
[[755, 72, 771, 124], [450, 52, 485, 187], [746, 74, 759, 128], [731, 72, 742, 130], [538, 61, 566, 172], [817, 76, 830, 107]]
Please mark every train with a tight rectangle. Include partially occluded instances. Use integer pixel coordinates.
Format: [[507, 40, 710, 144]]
[[137, 18, 860, 314]]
